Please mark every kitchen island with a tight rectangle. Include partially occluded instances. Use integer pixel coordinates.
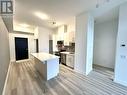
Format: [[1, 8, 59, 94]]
[[31, 52, 59, 81]]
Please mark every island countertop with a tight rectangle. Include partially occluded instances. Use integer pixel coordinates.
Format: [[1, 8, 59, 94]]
[[31, 52, 59, 62]]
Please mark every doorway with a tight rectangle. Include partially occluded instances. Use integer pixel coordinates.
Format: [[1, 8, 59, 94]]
[[15, 37, 28, 61], [93, 19, 118, 80], [49, 40, 53, 54], [35, 39, 39, 53]]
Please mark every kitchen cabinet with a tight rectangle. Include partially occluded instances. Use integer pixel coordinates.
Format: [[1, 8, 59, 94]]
[[68, 31, 75, 42], [54, 24, 75, 46], [66, 54, 74, 68], [61, 53, 66, 65], [64, 32, 69, 45], [57, 25, 67, 40]]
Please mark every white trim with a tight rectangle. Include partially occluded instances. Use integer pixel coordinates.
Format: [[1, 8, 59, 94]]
[[114, 79, 127, 87], [2, 62, 12, 95], [16, 59, 31, 63], [74, 69, 87, 76]]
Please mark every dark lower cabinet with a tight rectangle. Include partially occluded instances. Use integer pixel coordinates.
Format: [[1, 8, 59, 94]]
[[61, 53, 66, 65]]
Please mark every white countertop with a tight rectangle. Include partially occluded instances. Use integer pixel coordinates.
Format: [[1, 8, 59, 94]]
[[31, 52, 59, 62], [60, 52, 75, 56]]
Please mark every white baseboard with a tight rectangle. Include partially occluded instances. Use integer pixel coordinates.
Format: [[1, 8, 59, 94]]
[[114, 79, 127, 87], [2, 62, 12, 95], [16, 59, 31, 63]]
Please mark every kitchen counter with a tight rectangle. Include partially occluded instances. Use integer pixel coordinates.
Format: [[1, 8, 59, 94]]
[[60, 52, 75, 68], [31, 52, 59, 80], [31, 52, 59, 63], [60, 51, 75, 55]]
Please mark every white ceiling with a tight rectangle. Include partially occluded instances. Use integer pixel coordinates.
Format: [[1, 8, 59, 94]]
[[14, 0, 127, 28]]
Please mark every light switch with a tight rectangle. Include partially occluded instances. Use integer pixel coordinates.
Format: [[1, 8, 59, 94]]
[[121, 44, 126, 47]]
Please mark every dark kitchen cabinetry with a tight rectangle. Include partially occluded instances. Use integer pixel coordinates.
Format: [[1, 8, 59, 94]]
[[61, 53, 66, 65]]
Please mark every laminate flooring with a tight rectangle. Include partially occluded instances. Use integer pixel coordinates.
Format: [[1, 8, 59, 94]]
[[93, 64, 114, 80], [4, 60, 127, 95]]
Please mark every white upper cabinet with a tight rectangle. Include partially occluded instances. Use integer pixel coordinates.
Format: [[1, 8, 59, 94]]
[[57, 25, 67, 41], [68, 31, 75, 42], [55, 22, 75, 45], [67, 20, 75, 43]]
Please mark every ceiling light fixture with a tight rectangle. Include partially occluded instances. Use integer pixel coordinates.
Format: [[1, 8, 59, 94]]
[[34, 12, 49, 20]]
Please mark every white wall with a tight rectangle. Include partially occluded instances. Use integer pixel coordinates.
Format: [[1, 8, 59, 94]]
[[75, 12, 94, 75], [9, 33, 36, 61], [38, 27, 53, 53], [52, 28, 58, 51], [0, 16, 10, 95], [34, 27, 39, 39], [67, 19, 75, 33], [114, 3, 127, 86], [94, 20, 118, 69], [86, 15, 94, 74], [9, 26, 52, 61], [66, 19, 75, 43], [2, 16, 13, 32], [13, 23, 35, 33]]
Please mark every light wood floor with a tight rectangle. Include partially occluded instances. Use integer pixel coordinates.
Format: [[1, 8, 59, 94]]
[[93, 65, 114, 80], [5, 60, 127, 95]]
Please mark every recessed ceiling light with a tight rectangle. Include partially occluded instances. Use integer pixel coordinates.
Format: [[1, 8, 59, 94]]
[[34, 12, 49, 20]]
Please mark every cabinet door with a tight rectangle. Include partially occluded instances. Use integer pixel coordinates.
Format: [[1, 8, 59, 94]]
[[70, 55, 74, 68], [61, 54, 66, 64], [66, 55, 71, 66], [66, 55, 74, 68], [69, 31, 75, 42]]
